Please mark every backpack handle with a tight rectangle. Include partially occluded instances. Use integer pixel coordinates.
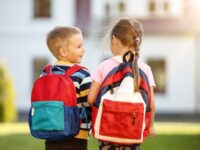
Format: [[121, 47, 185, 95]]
[[45, 65, 52, 74], [123, 51, 134, 62], [44, 64, 85, 76]]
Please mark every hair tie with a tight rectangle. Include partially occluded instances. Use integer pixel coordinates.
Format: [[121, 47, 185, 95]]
[[135, 37, 140, 44], [123, 51, 134, 62]]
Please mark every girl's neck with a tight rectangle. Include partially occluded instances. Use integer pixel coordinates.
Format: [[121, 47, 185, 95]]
[[117, 46, 131, 56], [118, 50, 130, 56]]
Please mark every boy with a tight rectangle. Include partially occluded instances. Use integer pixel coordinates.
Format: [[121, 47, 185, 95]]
[[44, 26, 91, 150]]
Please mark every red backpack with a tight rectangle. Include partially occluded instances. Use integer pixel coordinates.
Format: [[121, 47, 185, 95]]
[[91, 58, 152, 144], [29, 64, 84, 141]]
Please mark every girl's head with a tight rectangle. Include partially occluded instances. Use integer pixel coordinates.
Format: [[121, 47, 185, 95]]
[[110, 18, 143, 91], [110, 18, 143, 57]]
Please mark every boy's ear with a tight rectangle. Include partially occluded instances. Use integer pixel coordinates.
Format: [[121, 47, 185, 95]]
[[59, 47, 67, 57]]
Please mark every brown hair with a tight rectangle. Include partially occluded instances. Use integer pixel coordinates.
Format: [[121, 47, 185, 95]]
[[46, 26, 81, 59], [111, 18, 143, 91]]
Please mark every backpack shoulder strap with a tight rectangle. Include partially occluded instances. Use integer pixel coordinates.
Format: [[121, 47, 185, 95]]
[[44, 64, 52, 75], [66, 65, 86, 76], [100, 63, 132, 89]]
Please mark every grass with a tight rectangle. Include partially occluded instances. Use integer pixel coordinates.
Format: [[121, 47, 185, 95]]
[[0, 122, 200, 150], [141, 134, 200, 150], [0, 134, 200, 150]]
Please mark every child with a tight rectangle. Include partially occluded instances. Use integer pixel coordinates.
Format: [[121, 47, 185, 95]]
[[88, 18, 156, 150], [43, 26, 91, 150]]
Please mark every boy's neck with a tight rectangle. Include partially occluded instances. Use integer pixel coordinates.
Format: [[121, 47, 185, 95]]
[[55, 60, 76, 66]]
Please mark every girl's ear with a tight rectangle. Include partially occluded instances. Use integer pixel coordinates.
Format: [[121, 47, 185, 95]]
[[112, 35, 118, 45], [59, 47, 67, 57], [112, 35, 116, 41]]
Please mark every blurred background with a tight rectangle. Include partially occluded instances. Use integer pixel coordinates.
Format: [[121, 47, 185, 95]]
[[0, 0, 200, 150]]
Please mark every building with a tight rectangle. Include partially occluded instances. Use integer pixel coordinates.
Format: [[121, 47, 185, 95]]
[[0, 0, 199, 118]]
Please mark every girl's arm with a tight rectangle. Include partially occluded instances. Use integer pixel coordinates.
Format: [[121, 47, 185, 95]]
[[149, 86, 156, 137], [88, 81, 101, 104]]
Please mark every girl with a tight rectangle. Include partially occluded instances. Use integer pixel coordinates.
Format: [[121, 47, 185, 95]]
[[88, 18, 156, 150]]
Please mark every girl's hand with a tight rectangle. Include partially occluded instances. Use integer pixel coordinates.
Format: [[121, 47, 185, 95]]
[[149, 125, 156, 137]]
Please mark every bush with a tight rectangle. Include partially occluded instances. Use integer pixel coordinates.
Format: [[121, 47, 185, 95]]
[[0, 60, 17, 122]]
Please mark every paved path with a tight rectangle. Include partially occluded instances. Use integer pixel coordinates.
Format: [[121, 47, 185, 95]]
[[0, 122, 200, 136]]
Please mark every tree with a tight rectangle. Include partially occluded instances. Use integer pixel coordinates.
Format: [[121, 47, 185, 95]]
[[0, 60, 17, 122]]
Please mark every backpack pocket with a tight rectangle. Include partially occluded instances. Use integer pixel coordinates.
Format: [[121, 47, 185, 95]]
[[99, 99, 145, 139], [31, 101, 64, 131]]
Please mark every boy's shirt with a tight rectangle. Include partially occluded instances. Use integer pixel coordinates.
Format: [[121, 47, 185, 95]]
[[41, 64, 92, 140]]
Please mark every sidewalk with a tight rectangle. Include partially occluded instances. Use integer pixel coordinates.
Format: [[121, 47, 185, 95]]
[[155, 113, 200, 122], [18, 111, 200, 122], [0, 122, 200, 136]]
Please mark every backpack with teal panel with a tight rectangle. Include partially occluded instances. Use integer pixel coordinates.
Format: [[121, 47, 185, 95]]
[[28, 64, 84, 141]]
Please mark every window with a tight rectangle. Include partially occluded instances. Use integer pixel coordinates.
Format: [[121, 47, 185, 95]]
[[34, 0, 51, 18], [148, 0, 172, 16], [163, 1, 170, 12], [148, 0, 156, 13], [118, 2, 125, 14], [147, 58, 166, 94], [33, 57, 49, 82], [75, 0, 91, 34], [105, 3, 110, 17]]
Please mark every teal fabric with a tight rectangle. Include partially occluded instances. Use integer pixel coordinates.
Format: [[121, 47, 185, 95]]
[[31, 101, 64, 131]]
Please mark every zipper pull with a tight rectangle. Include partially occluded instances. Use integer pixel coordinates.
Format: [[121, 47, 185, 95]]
[[31, 107, 35, 116], [110, 84, 114, 94], [132, 112, 136, 125]]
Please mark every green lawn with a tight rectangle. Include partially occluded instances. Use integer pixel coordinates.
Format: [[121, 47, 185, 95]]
[[0, 122, 200, 150], [0, 134, 200, 150]]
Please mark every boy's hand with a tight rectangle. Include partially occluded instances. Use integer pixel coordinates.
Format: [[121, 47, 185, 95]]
[[149, 125, 156, 137]]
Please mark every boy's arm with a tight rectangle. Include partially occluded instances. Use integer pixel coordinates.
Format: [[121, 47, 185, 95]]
[[78, 75, 92, 104], [78, 71, 92, 122], [149, 86, 156, 137]]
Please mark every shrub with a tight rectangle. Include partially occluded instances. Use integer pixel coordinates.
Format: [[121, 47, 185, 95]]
[[0, 60, 17, 122]]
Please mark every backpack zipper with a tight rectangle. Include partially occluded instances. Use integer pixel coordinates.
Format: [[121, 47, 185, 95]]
[[31, 107, 35, 116], [132, 112, 136, 125]]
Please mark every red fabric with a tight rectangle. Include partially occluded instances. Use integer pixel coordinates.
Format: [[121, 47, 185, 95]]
[[100, 66, 132, 90], [31, 65, 84, 106], [45, 65, 52, 74], [140, 78, 152, 138], [99, 99, 144, 139], [31, 75, 77, 106], [91, 106, 98, 135], [143, 112, 151, 138]]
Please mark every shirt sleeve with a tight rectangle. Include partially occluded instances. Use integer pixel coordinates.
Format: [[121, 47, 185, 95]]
[[77, 69, 92, 103], [77, 69, 92, 123], [91, 63, 103, 83]]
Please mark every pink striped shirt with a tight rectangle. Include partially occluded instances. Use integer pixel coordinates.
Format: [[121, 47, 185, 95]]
[[92, 56, 156, 87]]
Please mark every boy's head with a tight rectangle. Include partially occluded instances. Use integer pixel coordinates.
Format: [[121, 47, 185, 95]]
[[47, 26, 84, 64]]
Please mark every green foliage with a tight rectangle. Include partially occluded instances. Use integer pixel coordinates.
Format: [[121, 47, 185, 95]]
[[0, 61, 17, 122]]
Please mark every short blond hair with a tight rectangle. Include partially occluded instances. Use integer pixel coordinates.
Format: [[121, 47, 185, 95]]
[[46, 26, 81, 58]]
